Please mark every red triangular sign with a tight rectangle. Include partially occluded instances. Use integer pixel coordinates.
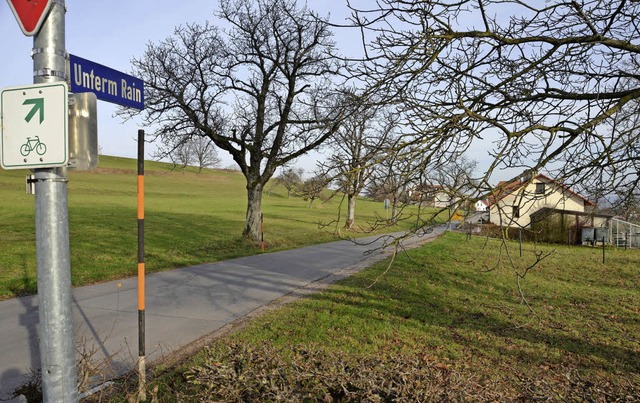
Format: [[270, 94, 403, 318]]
[[6, 0, 53, 36]]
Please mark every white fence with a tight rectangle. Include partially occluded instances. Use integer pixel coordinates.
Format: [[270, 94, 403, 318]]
[[610, 218, 640, 249]]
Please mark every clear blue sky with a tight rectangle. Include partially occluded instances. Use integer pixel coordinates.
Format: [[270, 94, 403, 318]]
[[1, 1, 506, 183], [0, 0, 357, 168]]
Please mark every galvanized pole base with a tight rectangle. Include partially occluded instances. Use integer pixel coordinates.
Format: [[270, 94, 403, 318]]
[[34, 168, 78, 402]]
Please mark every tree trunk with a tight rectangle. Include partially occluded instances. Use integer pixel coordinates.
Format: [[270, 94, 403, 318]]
[[243, 183, 263, 241], [345, 194, 356, 229]]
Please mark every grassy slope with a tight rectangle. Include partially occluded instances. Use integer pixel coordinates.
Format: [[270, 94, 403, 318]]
[[0, 156, 422, 299], [147, 233, 640, 401]]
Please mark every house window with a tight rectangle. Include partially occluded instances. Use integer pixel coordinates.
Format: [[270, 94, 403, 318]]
[[512, 205, 520, 218], [535, 183, 545, 194]]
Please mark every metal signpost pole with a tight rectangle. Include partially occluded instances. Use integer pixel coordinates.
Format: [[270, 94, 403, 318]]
[[32, 0, 79, 400]]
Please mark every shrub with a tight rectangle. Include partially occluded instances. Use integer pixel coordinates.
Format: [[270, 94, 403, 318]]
[[180, 342, 465, 401], [175, 341, 640, 402]]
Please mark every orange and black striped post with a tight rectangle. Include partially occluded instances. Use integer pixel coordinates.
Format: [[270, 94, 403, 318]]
[[137, 129, 146, 400]]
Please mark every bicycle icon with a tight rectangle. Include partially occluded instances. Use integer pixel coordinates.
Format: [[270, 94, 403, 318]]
[[20, 136, 47, 157]]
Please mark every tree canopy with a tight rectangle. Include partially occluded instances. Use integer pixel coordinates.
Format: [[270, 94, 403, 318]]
[[124, 0, 348, 240], [348, 0, 640, 206]]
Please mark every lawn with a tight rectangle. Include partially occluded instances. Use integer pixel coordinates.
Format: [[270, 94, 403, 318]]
[[0, 156, 427, 299], [127, 232, 640, 401]]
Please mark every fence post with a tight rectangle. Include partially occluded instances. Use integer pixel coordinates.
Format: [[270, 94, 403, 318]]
[[625, 230, 628, 251], [519, 229, 522, 257]]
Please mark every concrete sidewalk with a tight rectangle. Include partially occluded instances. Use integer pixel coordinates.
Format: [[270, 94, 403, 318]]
[[0, 229, 442, 399]]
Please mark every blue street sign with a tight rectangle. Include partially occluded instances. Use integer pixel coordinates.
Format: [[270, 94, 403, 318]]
[[69, 54, 144, 110]]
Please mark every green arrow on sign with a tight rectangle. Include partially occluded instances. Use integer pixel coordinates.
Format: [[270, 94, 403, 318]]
[[23, 98, 45, 124]]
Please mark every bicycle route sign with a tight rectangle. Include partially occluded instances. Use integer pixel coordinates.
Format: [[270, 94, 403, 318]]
[[0, 82, 68, 170]]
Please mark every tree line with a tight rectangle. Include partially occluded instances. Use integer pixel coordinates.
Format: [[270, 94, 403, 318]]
[[121, 0, 640, 241]]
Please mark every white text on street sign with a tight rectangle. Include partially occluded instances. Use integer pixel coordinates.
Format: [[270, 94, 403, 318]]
[[69, 54, 144, 110]]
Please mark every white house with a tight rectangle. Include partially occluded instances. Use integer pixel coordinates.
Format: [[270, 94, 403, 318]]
[[474, 199, 489, 212], [434, 189, 457, 208], [487, 173, 594, 228], [410, 185, 460, 208]]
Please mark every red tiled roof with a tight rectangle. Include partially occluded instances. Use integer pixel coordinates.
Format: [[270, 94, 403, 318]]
[[487, 173, 593, 207]]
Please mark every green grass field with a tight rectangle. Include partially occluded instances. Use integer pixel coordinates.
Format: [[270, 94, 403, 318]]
[[4, 156, 639, 400], [0, 155, 424, 299], [132, 233, 640, 401]]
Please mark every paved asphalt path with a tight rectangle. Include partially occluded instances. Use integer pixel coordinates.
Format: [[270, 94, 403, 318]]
[[0, 228, 443, 399]]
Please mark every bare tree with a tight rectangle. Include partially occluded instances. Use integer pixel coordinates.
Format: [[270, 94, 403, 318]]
[[297, 174, 330, 208], [365, 139, 417, 224], [276, 167, 304, 199], [609, 184, 640, 222], [190, 136, 221, 173], [348, 0, 640, 209], [427, 156, 478, 209], [152, 136, 193, 171], [153, 135, 221, 173], [123, 0, 346, 241], [321, 94, 396, 229]]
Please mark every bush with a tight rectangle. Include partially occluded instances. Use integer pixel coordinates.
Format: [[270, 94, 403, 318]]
[[179, 342, 466, 401], [174, 341, 640, 402]]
